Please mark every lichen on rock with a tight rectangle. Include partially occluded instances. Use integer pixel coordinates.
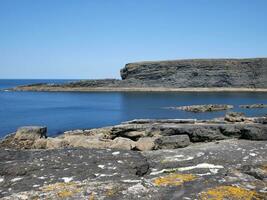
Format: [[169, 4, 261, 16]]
[[199, 185, 264, 200], [153, 173, 196, 187]]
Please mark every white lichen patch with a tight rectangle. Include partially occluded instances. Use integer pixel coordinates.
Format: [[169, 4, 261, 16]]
[[112, 151, 120, 155], [249, 153, 256, 156], [32, 184, 40, 188], [38, 176, 46, 180], [196, 152, 205, 157], [122, 179, 141, 183], [62, 177, 73, 183], [0, 177, 4, 183], [99, 173, 118, 177], [11, 177, 23, 182], [162, 155, 194, 162], [151, 163, 224, 175], [98, 165, 105, 169], [177, 163, 224, 172]]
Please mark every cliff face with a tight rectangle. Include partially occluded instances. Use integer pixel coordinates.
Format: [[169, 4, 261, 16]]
[[120, 58, 267, 88]]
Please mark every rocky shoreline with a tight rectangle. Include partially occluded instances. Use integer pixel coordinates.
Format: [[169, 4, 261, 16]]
[[1, 113, 267, 199]]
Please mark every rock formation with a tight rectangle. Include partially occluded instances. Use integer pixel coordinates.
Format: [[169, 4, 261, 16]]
[[166, 104, 233, 112], [1, 113, 267, 199], [9, 58, 267, 92], [120, 58, 267, 88]]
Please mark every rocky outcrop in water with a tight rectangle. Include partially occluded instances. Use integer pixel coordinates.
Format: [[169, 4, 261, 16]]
[[240, 104, 267, 109], [166, 104, 233, 112]]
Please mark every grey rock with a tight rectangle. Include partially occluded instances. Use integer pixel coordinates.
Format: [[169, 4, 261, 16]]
[[154, 124, 228, 142], [240, 103, 267, 109], [154, 135, 191, 149], [1, 140, 267, 199], [168, 104, 233, 112], [241, 125, 267, 140], [120, 58, 267, 88]]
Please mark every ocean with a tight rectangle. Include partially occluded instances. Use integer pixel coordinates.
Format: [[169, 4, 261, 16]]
[[0, 79, 266, 137]]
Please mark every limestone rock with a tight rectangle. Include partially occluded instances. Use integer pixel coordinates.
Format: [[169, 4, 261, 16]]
[[46, 138, 69, 149], [120, 58, 267, 88], [110, 137, 136, 150], [14, 126, 47, 141], [32, 138, 47, 149], [135, 137, 157, 151], [154, 135, 191, 149], [241, 125, 267, 140], [65, 135, 112, 149]]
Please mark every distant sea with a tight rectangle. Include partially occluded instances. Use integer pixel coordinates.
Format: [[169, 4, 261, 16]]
[[0, 79, 267, 138]]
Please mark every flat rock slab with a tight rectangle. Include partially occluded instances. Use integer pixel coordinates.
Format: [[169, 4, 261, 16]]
[[0, 148, 149, 198], [1, 139, 267, 199]]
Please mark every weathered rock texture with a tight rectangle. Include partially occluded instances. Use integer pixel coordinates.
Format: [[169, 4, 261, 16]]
[[1, 114, 266, 151], [1, 140, 266, 199], [120, 58, 267, 88]]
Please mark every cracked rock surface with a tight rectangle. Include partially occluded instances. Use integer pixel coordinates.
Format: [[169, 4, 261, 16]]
[[0, 139, 267, 199]]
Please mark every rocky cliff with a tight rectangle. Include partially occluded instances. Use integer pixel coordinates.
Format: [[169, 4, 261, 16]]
[[120, 58, 267, 88]]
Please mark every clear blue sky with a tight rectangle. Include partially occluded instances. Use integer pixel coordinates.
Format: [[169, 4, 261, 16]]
[[0, 0, 267, 79]]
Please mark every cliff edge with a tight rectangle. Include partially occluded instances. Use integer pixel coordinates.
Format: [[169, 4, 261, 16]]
[[120, 58, 267, 88]]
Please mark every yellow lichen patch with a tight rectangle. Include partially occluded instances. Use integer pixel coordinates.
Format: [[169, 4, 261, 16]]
[[200, 186, 263, 200], [153, 173, 196, 187], [41, 182, 82, 198], [89, 192, 95, 200]]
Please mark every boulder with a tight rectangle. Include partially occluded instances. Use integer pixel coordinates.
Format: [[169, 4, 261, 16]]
[[14, 126, 47, 141], [110, 137, 136, 150], [219, 125, 243, 138], [135, 137, 157, 151], [155, 124, 227, 142], [241, 125, 267, 140], [154, 135, 191, 149]]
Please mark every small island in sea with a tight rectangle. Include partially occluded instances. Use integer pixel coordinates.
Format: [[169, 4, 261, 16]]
[[1, 58, 267, 199]]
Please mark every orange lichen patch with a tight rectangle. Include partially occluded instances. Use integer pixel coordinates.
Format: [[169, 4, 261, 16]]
[[41, 182, 82, 198], [153, 173, 196, 187], [200, 186, 263, 200]]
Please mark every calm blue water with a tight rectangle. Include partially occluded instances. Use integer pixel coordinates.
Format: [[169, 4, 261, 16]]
[[0, 79, 267, 137]]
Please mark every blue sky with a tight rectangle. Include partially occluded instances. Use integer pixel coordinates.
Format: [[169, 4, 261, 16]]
[[0, 0, 267, 79]]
